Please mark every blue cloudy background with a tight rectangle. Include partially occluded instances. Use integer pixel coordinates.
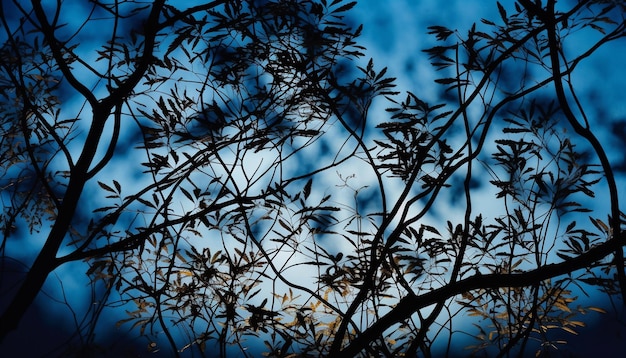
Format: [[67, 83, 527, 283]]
[[1, 0, 626, 356], [354, 1, 626, 355]]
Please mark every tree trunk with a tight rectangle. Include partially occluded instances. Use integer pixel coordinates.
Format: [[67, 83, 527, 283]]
[[0, 110, 108, 341], [0, 174, 89, 341], [0, 248, 58, 341]]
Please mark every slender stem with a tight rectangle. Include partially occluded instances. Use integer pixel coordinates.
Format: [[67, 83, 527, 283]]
[[541, 0, 625, 303]]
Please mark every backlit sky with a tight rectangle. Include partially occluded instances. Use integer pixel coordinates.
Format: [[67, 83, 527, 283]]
[[2, 0, 626, 356], [353, 1, 626, 355]]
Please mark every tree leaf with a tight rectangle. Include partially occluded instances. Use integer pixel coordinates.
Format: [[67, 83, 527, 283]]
[[303, 178, 312, 200], [98, 181, 116, 193]]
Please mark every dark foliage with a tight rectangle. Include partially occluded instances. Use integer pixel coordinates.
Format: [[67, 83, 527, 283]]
[[1, 0, 625, 356]]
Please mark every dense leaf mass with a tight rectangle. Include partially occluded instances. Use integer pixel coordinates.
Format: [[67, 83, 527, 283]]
[[1, 0, 625, 356]]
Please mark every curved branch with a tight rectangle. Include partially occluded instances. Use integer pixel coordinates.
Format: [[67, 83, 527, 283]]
[[339, 233, 625, 356], [86, 103, 121, 178], [541, 0, 625, 303], [101, 0, 165, 106], [31, 0, 98, 106]]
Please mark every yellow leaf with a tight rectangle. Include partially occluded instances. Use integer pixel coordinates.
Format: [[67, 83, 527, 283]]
[[311, 301, 320, 312], [495, 311, 509, 319], [176, 252, 187, 263], [561, 326, 578, 335], [588, 306, 607, 314], [554, 301, 571, 313], [511, 258, 524, 270]]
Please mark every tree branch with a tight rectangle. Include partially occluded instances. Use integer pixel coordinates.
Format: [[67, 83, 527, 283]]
[[339, 233, 624, 356], [541, 0, 625, 304], [31, 0, 98, 106]]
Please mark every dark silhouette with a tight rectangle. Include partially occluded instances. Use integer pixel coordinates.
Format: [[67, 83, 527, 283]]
[[1, 0, 624, 356]]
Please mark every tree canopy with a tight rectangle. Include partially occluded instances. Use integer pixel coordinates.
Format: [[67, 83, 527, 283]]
[[1, 0, 625, 356]]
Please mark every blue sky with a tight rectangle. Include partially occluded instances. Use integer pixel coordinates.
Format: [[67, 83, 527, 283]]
[[352, 1, 626, 355], [1, 0, 626, 356]]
